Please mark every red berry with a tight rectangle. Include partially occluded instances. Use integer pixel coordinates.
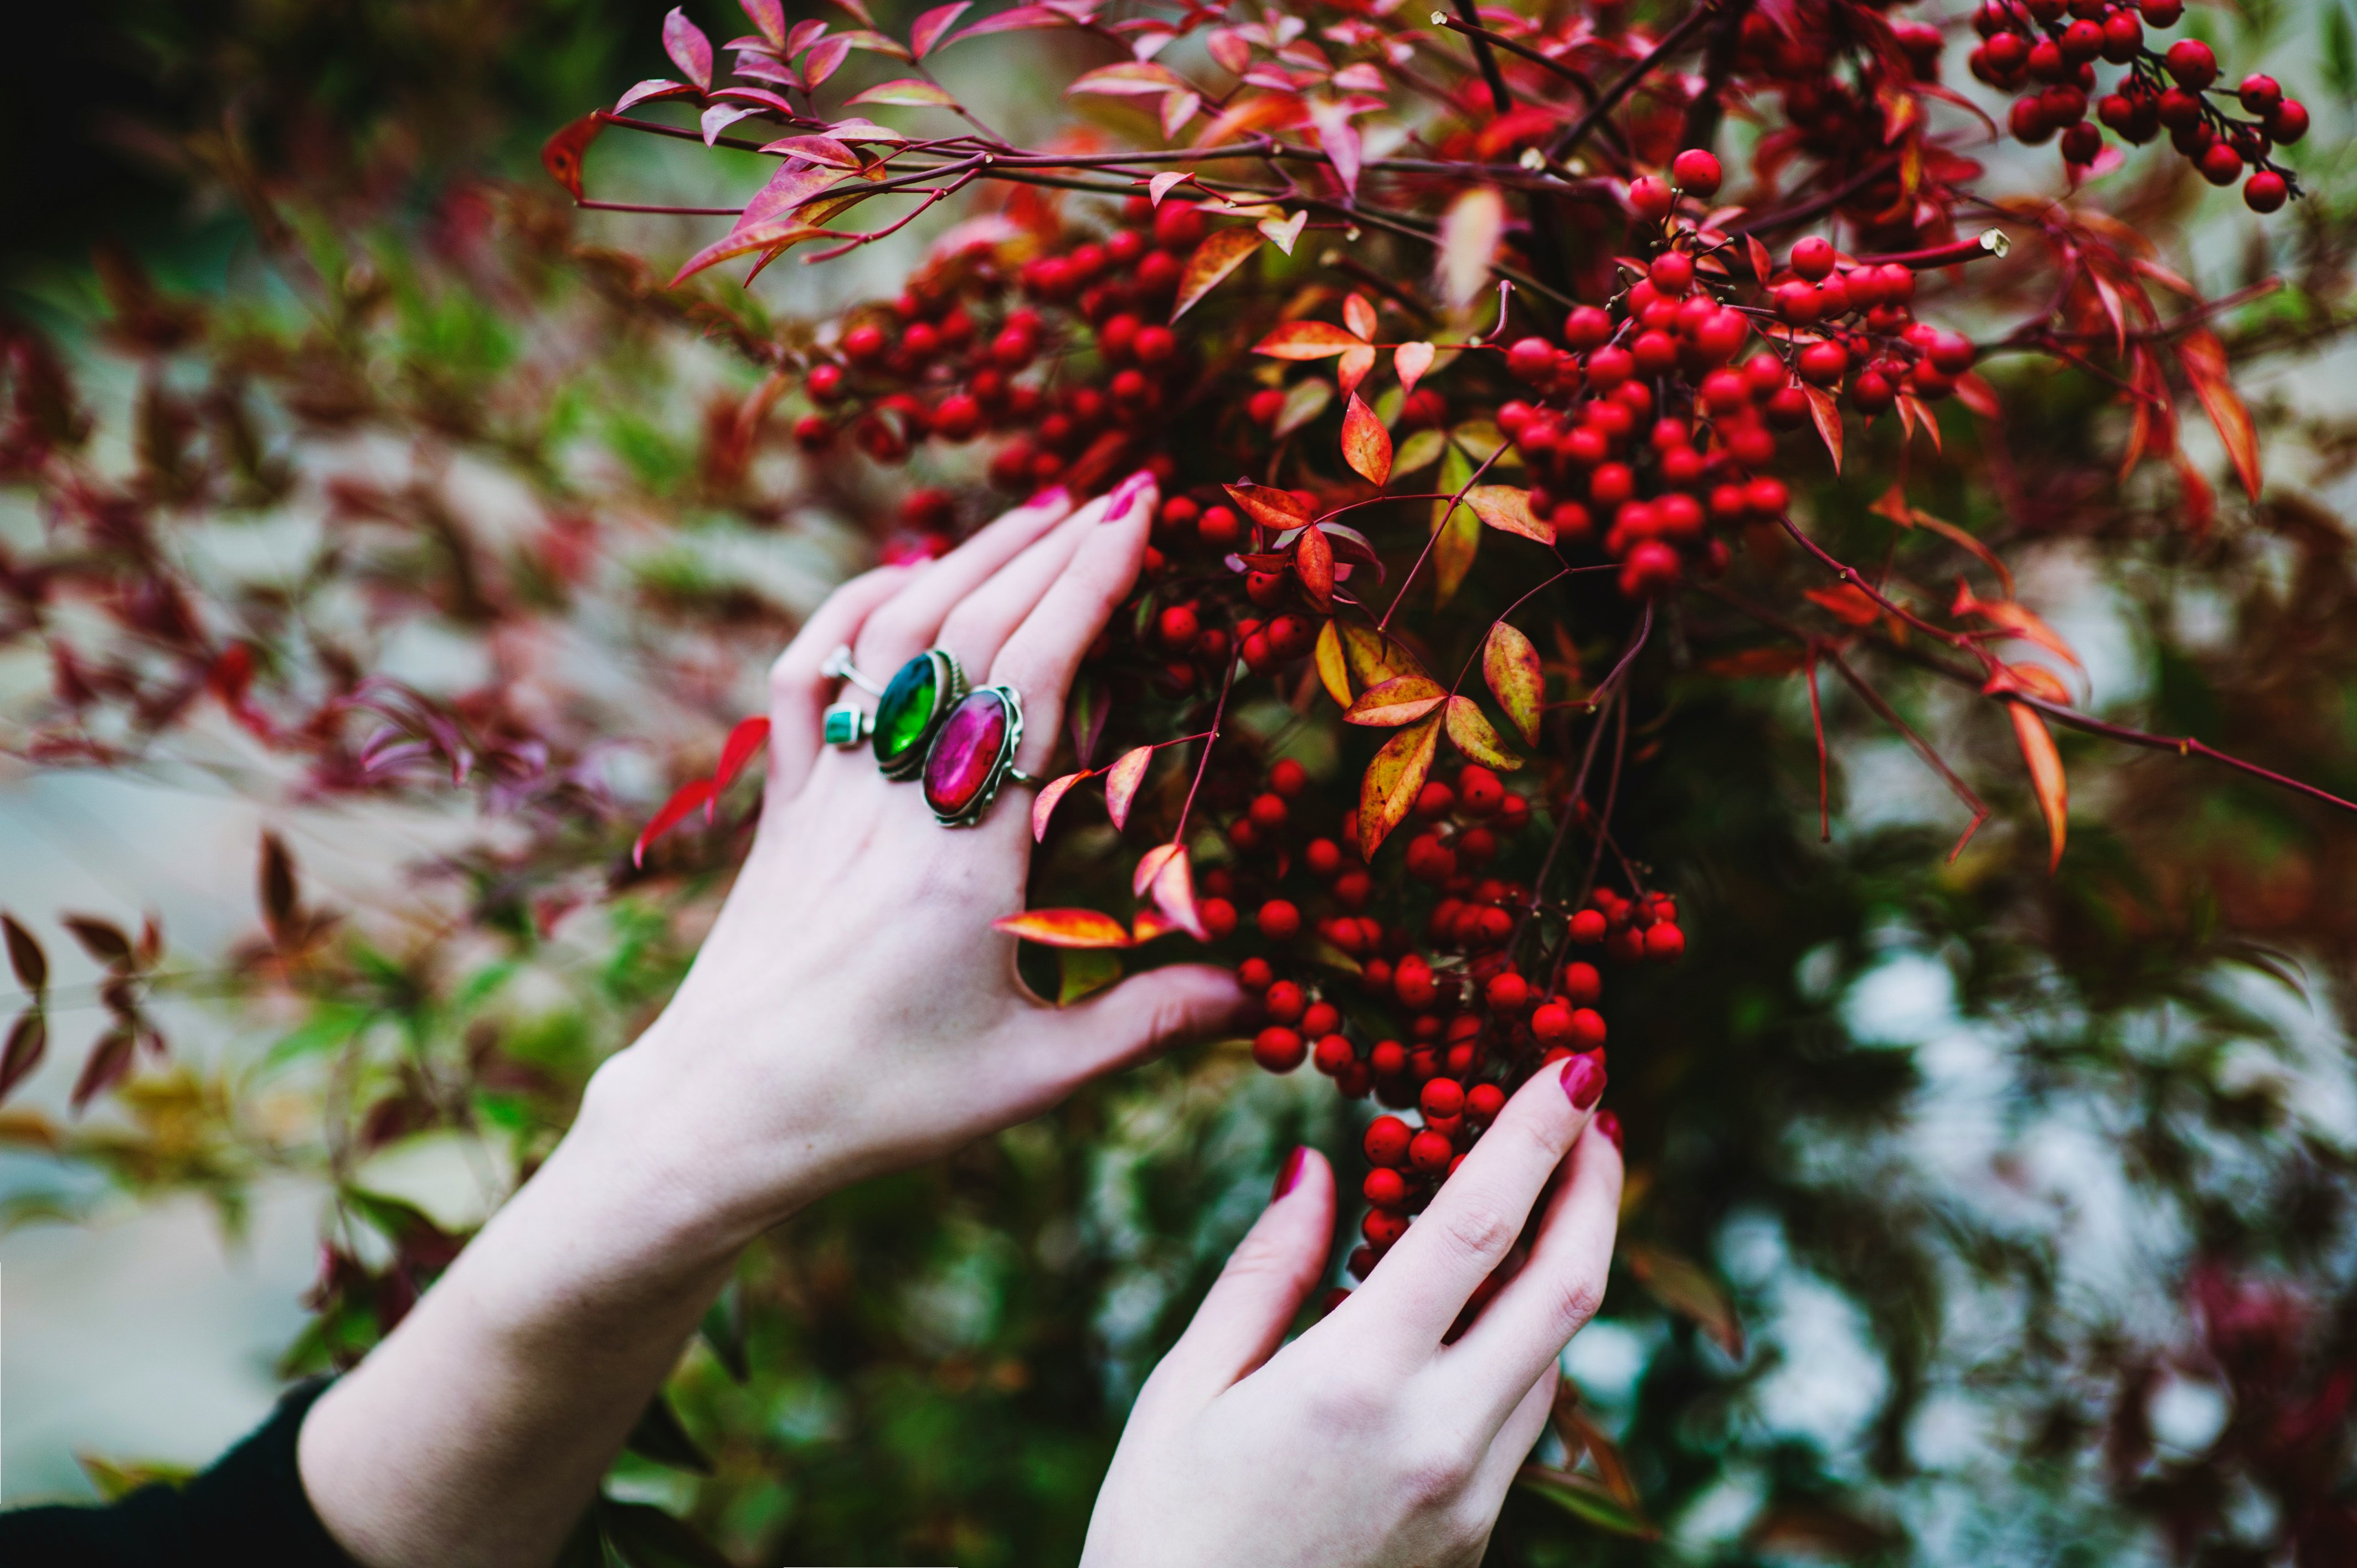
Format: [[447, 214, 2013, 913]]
[[1262, 980, 1305, 1023], [2244, 170, 2288, 213], [2198, 140, 2245, 185], [1248, 791, 1288, 829], [1571, 1008, 1608, 1049], [2164, 38, 2216, 89], [1563, 307, 1613, 350], [1649, 251, 1695, 295], [1531, 1001, 1573, 1046], [1269, 758, 1309, 797], [1486, 971, 1531, 1014], [1370, 1039, 1409, 1077], [2271, 100, 2310, 144], [1200, 897, 1238, 940], [1253, 1027, 1306, 1073], [1506, 336, 1558, 384], [1798, 341, 1850, 385], [1363, 1167, 1408, 1206], [1153, 202, 1207, 250], [1645, 921, 1686, 961], [1458, 767, 1504, 815], [1790, 236, 1836, 281], [1466, 1082, 1506, 1123], [1570, 909, 1608, 944], [1364, 1115, 1413, 1167], [1671, 148, 1722, 196], [1362, 1208, 1409, 1249], [1629, 175, 1675, 220], [2138, 0, 2181, 20], [1408, 1129, 1454, 1173], [2237, 73, 2282, 116], [1237, 957, 1274, 992], [842, 323, 887, 362], [1314, 1034, 1356, 1075], [2060, 122, 2103, 166], [1421, 1077, 1465, 1120], [1300, 1000, 1341, 1037]]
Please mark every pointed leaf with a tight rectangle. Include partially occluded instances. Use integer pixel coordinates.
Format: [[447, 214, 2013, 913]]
[[1336, 344, 1376, 399], [1345, 673, 1447, 726], [1516, 1466, 1662, 1540], [1058, 947, 1123, 1004], [1257, 210, 1308, 256], [1339, 395, 1392, 487], [1803, 385, 1843, 472], [1308, 97, 1362, 197], [1623, 1242, 1743, 1358], [1444, 696, 1522, 769], [2008, 702, 2068, 873], [616, 79, 702, 114], [1272, 379, 1331, 438], [634, 779, 717, 866], [1314, 619, 1352, 708], [1342, 293, 1377, 340], [1357, 713, 1443, 859], [1952, 584, 2083, 672], [802, 33, 853, 86], [1068, 61, 1190, 95], [61, 917, 133, 969], [1131, 840, 1183, 898], [1483, 622, 1544, 746], [1144, 842, 1208, 939], [665, 7, 716, 89], [1149, 170, 1191, 205], [1435, 186, 1505, 310], [1394, 341, 1435, 400], [1222, 481, 1314, 535], [1431, 446, 1480, 604], [758, 135, 862, 168], [941, 4, 1069, 47], [70, 1025, 136, 1112], [740, 0, 788, 47], [542, 113, 607, 199], [1252, 321, 1366, 359], [1341, 622, 1427, 688], [1104, 745, 1154, 830], [991, 908, 1133, 948], [1, 1011, 45, 1103], [2180, 328, 2261, 502], [1392, 427, 1445, 476], [912, 1, 971, 54], [713, 716, 772, 801], [846, 78, 958, 107], [1032, 770, 1092, 842], [1464, 484, 1549, 543], [1171, 228, 1262, 322], [670, 218, 824, 286], [3, 916, 45, 997], [1160, 90, 1201, 139], [830, 27, 913, 59], [1292, 525, 1335, 611], [702, 104, 760, 144]]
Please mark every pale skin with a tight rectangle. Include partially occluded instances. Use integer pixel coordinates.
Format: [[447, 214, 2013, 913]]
[[296, 472, 1623, 1567]]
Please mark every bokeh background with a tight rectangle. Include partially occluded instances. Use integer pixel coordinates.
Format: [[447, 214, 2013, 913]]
[[3, 0, 2357, 1562]]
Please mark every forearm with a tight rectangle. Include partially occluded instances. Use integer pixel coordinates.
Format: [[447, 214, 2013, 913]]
[[296, 1059, 774, 1568]]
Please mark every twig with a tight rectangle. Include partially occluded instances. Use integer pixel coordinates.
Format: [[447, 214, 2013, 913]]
[[1546, 1, 1721, 162]]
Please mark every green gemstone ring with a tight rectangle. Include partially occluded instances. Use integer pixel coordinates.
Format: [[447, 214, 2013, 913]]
[[872, 648, 967, 780]]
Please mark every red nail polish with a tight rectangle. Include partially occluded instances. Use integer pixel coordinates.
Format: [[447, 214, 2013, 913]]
[[1105, 470, 1154, 524], [1272, 1145, 1306, 1200], [1028, 484, 1072, 513], [1560, 1053, 1605, 1111], [1596, 1110, 1623, 1152]]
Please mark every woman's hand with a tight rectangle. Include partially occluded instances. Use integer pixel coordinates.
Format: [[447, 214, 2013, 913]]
[[584, 468, 1243, 1252], [1082, 1054, 1623, 1568], [301, 474, 1246, 1568]]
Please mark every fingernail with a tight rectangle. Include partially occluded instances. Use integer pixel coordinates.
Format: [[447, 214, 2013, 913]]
[[1561, 1053, 1605, 1111], [1027, 484, 1072, 514], [1272, 1144, 1306, 1201], [1596, 1110, 1623, 1152], [1104, 469, 1156, 524]]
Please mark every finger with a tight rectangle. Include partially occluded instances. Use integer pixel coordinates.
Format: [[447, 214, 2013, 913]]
[[1015, 962, 1246, 1098], [1148, 1146, 1336, 1401], [764, 563, 924, 797], [987, 470, 1159, 776], [1464, 1363, 1559, 1520], [850, 488, 1073, 676], [1351, 1051, 1605, 1353], [1445, 1118, 1623, 1422], [930, 503, 1099, 678]]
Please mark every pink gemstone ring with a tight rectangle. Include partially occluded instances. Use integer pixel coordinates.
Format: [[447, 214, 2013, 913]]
[[919, 683, 1035, 827]]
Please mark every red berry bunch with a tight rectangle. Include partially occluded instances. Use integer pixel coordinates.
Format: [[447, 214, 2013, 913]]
[[1967, 0, 2305, 210]]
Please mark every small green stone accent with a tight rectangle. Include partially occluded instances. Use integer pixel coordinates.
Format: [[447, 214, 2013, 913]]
[[873, 654, 941, 765], [823, 704, 866, 746]]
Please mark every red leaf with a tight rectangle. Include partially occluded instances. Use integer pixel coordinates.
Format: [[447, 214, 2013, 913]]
[[1221, 480, 1314, 538], [1803, 385, 1843, 473], [634, 779, 716, 868], [802, 34, 853, 87], [61, 916, 133, 969], [0, 1011, 45, 1103], [1337, 343, 1376, 399], [670, 218, 823, 287], [1344, 673, 1447, 726], [1357, 713, 1443, 859], [259, 833, 299, 943], [664, 7, 716, 89], [3, 915, 45, 996], [1464, 484, 1549, 543], [71, 1025, 136, 1113], [1170, 228, 1262, 323], [1032, 770, 1092, 842], [1483, 622, 1543, 746], [911, 0, 971, 54], [1308, 97, 1362, 197], [1744, 235, 1773, 284], [712, 716, 772, 803], [542, 112, 608, 199], [1132, 840, 1185, 898], [1340, 395, 1392, 487], [1394, 341, 1435, 400], [991, 909, 1134, 948], [1952, 584, 2083, 673], [1143, 842, 1208, 939], [940, 4, 1069, 47], [740, 0, 788, 49], [1805, 584, 1883, 626], [2008, 702, 2068, 873], [615, 79, 702, 114], [1252, 321, 1366, 359], [2179, 328, 2261, 502], [1296, 524, 1336, 611], [1104, 745, 1154, 830]]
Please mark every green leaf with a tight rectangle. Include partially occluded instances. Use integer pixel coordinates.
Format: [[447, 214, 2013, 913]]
[[2325, 2, 2356, 100], [700, 1279, 748, 1383], [596, 1499, 734, 1568], [624, 1392, 714, 1474], [1516, 1464, 1661, 1539], [1058, 946, 1123, 1004]]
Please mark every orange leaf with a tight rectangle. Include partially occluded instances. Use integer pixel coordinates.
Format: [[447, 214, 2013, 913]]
[[1104, 745, 1154, 830], [1357, 713, 1442, 859], [634, 779, 715, 867], [1296, 525, 1336, 610], [1985, 662, 2071, 704], [991, 908, 1134, 947], [712, 716, 772, 801], [1337, 343, 1376, 398], [1343, 293, 1378, 339], [1131, 840, 1184, 898], [1805, 584, 1882, 626], [1344, 673, 1447, 726], [2179, 328, 2261, 502], [1253, 321, 1366, 359], [1464, 485, 1551, 543], [1341, 622, 1426, 688], [1222, 480, 1314, 537], [1483, 621, 1544, 746], [2173, 448, 2217, 534], [1803, 385, 1843, 473], [2007, 701, 2067, 873], [1171, 228, 1262, 323], [1032, 769, 1092, 842], [1394, 341, 1436, 399], [1623, 1244, 1744, 1359], [1952, 583, 2083, 673], [1142, 841, 1208, 939], [1444, 696, 1522, 769], [1340, 395, 1392, 487], [1953, 372, 2001, 420], [1314, 618, 1353, 708]]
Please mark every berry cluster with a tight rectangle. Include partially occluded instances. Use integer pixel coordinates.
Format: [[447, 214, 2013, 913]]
[[1967, 0, 2307, 209], [1195, 757, 1674, 1286]]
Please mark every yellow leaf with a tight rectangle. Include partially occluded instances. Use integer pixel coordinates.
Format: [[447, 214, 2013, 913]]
[[1344, 673, 1447, 726], [992, 908, 1132, 947], [1341, 394, 1392, 486], [1465, 484, 1551, 543], [1314, 619, 1352, 707], [1340, 622, 1425, 688], [1357, 711, 1442, 859], [1444, 695, 1522, 768], [1483, 621, 1543, 746]]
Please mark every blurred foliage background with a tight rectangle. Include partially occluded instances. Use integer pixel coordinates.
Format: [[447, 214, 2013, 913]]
[[4, 0, 2357, 1564]]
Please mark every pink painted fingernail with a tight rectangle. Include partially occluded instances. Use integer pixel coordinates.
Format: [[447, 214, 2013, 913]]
[[1595, 1109, 1623, 1152], [1026, 484, 1072, 514], [1561, 1052, 1606, 1111], [1272, 1145, 1306, 1200], [1104, 469, 1156, 524]]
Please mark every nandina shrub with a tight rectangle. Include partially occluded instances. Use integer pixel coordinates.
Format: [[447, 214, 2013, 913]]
[[6, 0, 2357, 1559]]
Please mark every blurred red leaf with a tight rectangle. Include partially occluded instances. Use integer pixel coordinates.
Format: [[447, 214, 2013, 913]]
[[1252, 321, 1365, 359], [542, 112, 609, 199], [615, 79, 702, 114], [740, 0, 788, 48], [1952, 583, 2083, 674], [634, 779, 716, 868], [991, 909, 1133, 947], [1464, 485, 1548, 543], [664, 7, 716, 89], [0, 1012, 44, 1103], [2008, 701, 2068, 873], [1340, 396, 1392, 487], [670, 219, 824, 287], [61, 916, 133, 969], [1143, 842, 1207, 939], [802, 34, 852, 87], [1804, 385, 1843, 473], [71, 1025, 136, 1113], [1394, 341, 1435, 399], [1624, 1242, 1744, 1358], [2179, 328, 2261, 502], [940, 4, 1070, 47], [1104, 745, 1154, 830], [1296, 524, 1336, 610], [1805, 584, 1882, 626], [911, 1, 971, 54], [1222, 480, 1313, 536], [1357, 711, 1442, 859], [712, 716, 772, 805], [3, 916, 45, 997]]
